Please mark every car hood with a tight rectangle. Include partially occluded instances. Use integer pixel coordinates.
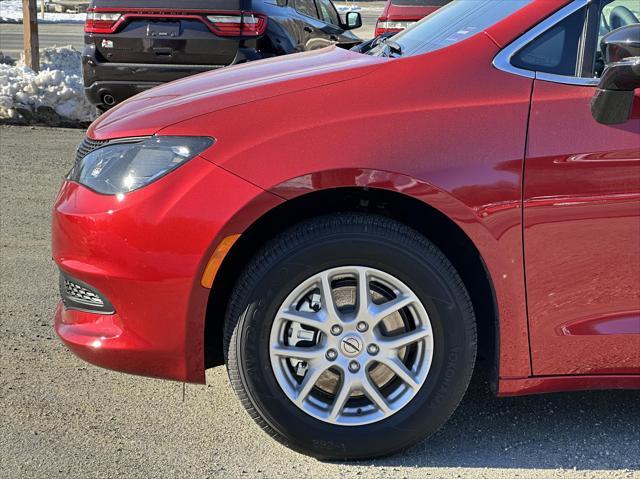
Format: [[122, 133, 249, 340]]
[[88, 46, 384, 139]]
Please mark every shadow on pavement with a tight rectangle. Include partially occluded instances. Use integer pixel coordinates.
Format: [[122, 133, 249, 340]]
[[368, 369, 640, 471]]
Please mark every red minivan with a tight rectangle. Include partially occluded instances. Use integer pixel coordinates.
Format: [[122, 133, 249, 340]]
[[375, 0, 451, 36], [53, 0, 640, 460]]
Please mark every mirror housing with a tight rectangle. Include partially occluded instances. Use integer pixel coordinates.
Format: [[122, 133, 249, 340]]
[[591, 25, 640, 125], [344, 11, 362, 30]]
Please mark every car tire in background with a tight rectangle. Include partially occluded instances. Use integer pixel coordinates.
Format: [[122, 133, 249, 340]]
[[224, 213, 477, 459]]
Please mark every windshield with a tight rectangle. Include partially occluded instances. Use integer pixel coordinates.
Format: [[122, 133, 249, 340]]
[[367, 0, 532, 58]]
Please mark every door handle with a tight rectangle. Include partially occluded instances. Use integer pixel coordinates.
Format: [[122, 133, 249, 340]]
[[304, 26, 313, 33]]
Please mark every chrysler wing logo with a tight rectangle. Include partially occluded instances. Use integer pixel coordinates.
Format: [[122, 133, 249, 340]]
[[341, 336, 362, 356]]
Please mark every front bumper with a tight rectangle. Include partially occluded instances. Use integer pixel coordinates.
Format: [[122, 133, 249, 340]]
[[52, 155, 268, 383]]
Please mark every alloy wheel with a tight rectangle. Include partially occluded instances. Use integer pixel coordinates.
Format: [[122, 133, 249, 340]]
[[269, 266, 434, 426]]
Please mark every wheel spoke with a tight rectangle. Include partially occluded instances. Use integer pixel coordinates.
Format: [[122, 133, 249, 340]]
[[319, 272, 341, 321], [379, 356, 420, 391], [295, 363, 329, 405], [380, 327, 430, 351], [272, 345, 324, 361], [328, 378, 353, 421], [361, 375, 391, 415], [279, 309, 329, 334], [356, 268, 371, 318], [269, 265, 435, 426], [371, 295, 415, 324]]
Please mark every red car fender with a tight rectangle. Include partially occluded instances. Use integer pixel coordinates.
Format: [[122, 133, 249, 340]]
[[201, 167, 531, 381]]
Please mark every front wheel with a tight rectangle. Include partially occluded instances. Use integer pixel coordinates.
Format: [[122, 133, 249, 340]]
[[224, 213, 477, 459]]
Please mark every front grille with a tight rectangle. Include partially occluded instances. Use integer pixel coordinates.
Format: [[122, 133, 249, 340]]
[[59, 272, 115, 314], [75, 137, 109, 163], [63, 279, 105, 307]]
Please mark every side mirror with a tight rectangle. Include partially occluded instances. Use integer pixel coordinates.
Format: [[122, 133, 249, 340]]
[[344, 11, 362, 30], [591, 24, 640, 125]]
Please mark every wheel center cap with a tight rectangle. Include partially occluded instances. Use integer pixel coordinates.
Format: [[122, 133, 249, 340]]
[[340, 335, 363, 357]]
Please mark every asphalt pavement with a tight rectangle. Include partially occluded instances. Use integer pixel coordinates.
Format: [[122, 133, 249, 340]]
[[0, 124, 639, 479], [0, 23, 85, 59]]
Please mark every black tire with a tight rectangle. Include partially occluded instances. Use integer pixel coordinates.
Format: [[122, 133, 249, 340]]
[[223, 213, 477, 460]]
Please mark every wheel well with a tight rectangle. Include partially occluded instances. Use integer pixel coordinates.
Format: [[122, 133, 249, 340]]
[[205, 187, 498, 377]]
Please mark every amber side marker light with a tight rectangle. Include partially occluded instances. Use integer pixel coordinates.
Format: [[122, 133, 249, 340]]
[[201, 234, 241, 288]]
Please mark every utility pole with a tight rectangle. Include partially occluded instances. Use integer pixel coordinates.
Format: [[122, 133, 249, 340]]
[[22, 0, 40, 72], [41, 0, 46, 19]]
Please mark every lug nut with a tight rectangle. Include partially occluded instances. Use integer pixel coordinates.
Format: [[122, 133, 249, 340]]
[[348, 361, 360, 373], [367, 344, 379, 356], [326, 349, 338, 361], [330, 325, 343, 336], [356, 321, 368, 332]]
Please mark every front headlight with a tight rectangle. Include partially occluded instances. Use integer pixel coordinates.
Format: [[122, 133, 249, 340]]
[[68, 136, 214, 195]]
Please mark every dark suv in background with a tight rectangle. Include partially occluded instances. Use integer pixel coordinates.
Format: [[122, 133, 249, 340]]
[[82, 0, 362, 109]]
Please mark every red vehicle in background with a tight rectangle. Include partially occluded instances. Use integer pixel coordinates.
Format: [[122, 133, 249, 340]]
[[375, 0, 451, 36]]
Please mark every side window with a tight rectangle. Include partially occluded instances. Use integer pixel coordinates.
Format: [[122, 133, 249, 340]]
[[593, 0, 640, 76], [316, 0, 340, 26], [295, 0, 319, 19], [602, 0, 640, 30], [511, 7, 587, 77]]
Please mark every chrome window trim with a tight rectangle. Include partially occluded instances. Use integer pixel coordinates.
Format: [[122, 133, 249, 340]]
[[575, 2, 591, 75], [492, 0, 599, 86], [537, 71, 598, 85]]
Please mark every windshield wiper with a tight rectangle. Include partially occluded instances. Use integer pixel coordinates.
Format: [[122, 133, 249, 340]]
[[379, 37, 403, 57]]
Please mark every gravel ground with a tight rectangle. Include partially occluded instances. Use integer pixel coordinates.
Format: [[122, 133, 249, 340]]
[[0, 125, 639, 479]]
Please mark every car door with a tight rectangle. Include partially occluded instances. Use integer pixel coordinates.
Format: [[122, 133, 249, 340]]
[[291, 0, 334, 50], [314, 0, 360, 48], [517, 0, 640, 375]]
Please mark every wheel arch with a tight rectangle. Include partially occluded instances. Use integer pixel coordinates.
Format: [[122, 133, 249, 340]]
[[204, 171, 500, 387]]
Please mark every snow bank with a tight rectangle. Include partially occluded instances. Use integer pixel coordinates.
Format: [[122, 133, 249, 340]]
[[334, 2, 379, 13], [0, 0, 86, 24], [336, 5, 363, 13], [0, 46, 96, 126]]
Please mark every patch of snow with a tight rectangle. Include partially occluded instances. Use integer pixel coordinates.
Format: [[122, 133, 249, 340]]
[[0, 46, 96, 125], [36, 44, 83, 75], [334, 2, 378, 13], [0, 0, 86, 24], [337, 5, 363, 12]]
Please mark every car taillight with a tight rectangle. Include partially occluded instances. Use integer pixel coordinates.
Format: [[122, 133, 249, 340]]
[[85, 11, 122, 34], [206, 13, 267, 37], [375, 20, 416, 36]]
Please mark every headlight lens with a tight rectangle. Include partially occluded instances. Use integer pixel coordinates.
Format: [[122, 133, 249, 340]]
[[68, 136, 214, 195]]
